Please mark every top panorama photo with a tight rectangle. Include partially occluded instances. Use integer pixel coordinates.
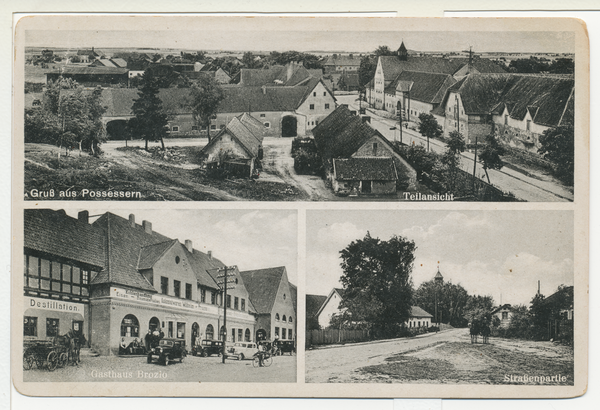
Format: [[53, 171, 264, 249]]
[[21, 18, 578, 202]]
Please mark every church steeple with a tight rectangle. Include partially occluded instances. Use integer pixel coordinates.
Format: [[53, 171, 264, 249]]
[[434, 266, 444, 285], [398, 40, 408, 61]]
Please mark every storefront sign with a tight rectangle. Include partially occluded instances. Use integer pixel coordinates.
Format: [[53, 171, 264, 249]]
[[25, 296, 85, 313], [110, 287, 218, 315]]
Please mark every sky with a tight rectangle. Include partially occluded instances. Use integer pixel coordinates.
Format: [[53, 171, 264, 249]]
[[306, 210, 574, 307], [24, 26, 575, 54], [64, 208, 298, 286]]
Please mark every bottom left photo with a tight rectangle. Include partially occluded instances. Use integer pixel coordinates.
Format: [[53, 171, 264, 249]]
[[19, 208, 297, 383]]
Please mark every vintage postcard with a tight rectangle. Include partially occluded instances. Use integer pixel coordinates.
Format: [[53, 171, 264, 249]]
[[12, 15, 588, 399]]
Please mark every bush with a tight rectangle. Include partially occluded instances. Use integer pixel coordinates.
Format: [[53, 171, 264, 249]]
[[293, 148, 322, 175]]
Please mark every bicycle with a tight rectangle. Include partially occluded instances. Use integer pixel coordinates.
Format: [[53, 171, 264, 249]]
[[252, 351, 272, 368]]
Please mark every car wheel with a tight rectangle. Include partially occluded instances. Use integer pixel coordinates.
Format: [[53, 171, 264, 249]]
[[201, 350, 207, 357], [239, 353, 244, 361]]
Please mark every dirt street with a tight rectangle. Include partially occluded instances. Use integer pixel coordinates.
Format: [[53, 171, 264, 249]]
[[306, 328, 573, 385]]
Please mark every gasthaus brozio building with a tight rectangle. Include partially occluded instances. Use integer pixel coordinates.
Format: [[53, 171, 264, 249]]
[[23, 209, 296, 356]]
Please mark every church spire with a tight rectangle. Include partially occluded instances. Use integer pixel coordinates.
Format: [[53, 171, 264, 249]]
[[398, 40, 408, 61], [434, 266, 444, 285]]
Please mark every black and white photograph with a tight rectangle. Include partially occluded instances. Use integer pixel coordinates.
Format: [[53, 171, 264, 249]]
[[18, 17, 581, 202], [305, 210, 575, 385], [20, 208, 297, 385]]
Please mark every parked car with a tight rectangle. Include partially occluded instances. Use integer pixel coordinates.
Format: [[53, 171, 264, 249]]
[[278, 340, 296, 355], [147, 338, 186, 365], [226, 342, 259, 360], [192, 339, 223, 357]]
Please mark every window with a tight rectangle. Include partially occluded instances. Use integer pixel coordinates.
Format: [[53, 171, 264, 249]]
[[309, 104, 314, 110], [210, 291, 216, 305], [121, 314, 141, 337], [373, 142, 378, 153], [201, 288, 206, 303], [260, 114, 265, 118], [289, 329, 293, 340], [24, 316, 37, 337], [237, 329, 243, 342], [313, 92, 316, 97], [275, 313, 280, 321], [46, 318, 59, 337], [282, 315, 287, 322], [323, 92, 327, 96], [288, 316, 293, 323], [231, 328, 236, 342], [161, 277, 169, 294], [185, 283, 192, 300], [502, 312, 509, 320], [171, 126, 179, 132], [325, 104, 330, 109], [241, 298, 246, 311], [210, 125, 216, 130], [264, 122, 270, 128], [226, 294, 231, 308], [245, 328, 251, 342], [234, 297, 239, 310], [168, 322, 174, 338], [283, 293, 286, 300], [205, 324, 214, 340], [274, 327, 280, 337], [174, 280, 181, 298], [526, 120, 531, 131], [177, 322, 185, 339], [282, 328, 287, 339]]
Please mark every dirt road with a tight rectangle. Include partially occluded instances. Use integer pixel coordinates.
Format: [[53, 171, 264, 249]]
[[261, 138, 337, 201]]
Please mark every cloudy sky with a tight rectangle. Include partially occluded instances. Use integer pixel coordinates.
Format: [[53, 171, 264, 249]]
[[306, 210, 573, 307], [24, 18, 574, 53], [65, 209, 298, 286]]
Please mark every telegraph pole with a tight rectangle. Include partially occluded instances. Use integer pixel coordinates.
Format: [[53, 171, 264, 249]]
[[217, 265, 236, 364]]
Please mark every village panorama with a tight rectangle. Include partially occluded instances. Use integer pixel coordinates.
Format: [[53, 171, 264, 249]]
[[24, 40, 574, 202]]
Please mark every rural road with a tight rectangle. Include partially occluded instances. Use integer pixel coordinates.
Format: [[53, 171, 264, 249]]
[[305, 328, 466, 383], [335, 94, 573, 202]]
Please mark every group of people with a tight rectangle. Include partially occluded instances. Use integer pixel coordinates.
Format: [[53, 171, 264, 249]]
[[119, 328, 165, 355]]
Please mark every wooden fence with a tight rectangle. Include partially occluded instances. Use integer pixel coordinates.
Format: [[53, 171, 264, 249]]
[[306, 328, 370, 348]]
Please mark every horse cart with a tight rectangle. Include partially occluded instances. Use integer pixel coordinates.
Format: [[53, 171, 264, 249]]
[[23, 338, 71, 371]]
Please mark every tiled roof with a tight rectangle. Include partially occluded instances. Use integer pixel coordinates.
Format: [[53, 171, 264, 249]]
[[91, 59, 117, 68], [236, 113, 266, 142], [240, 66, 285, 86], [333, 157, 398, 181], [137, 240, 178, 270], [410, 306, 433, 318], [111, 58, 128, 68], [47, 66, 128, 76], [379, 56, 506, 81], [306, 294, 328, 318], [24, 209, 105, 269], [185, 249, 225, 290], [323, 55, 361, 67], [395, 71, 457, 104], [222, 116, 263, 157], [543, 286, 574, 306], [239, 266, 289, 315], [313, 105, 382, 158], [218, 85, 307, 113]]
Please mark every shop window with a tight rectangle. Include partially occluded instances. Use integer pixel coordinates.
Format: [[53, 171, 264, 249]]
[[186, 283, 192, 300], [168, 322, 174, 338], [177, 322, 185, 339], [274, 327, 280, 337], [24, 316, 37, 337], [275, 313, 280, 321], [46, 318, 59, 337], [226, 294, 231, 308], [234, 297, 239, 310], [161, 276, 169, 294], [245, 328, 251, 342], [289, 329, 293, 340], [237, 329, 243, 342], [241, 298, 246, 311], [174, 280, 181, 298], [282, 328, 287, 339], [120, 314, 139, 338], [205, 324, 214, 340]]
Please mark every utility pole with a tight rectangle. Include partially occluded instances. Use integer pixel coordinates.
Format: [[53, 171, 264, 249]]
[[472, 133, 478, 195], [217, 265, 236, 364]]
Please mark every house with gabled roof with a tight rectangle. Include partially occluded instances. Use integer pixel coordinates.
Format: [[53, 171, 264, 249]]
[[316, 288, 345, 329], [406, 306, 434, 328], [200, 113, 265, 177], [240, 266, 296, 343], [432, 73, 574, 151], [323, 55, 361, 74], [306, 294, 328, 330], [312, 104, 417, 195]]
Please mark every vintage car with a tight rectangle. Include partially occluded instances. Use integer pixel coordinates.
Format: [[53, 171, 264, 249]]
[[147, 338, 186, 365], [192, 339, 224, 357], [277, 340, 296, 355], [226, 342, 259, 360]]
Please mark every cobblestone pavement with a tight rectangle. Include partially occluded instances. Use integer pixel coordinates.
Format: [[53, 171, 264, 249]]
[[22, 352, 296, 383]]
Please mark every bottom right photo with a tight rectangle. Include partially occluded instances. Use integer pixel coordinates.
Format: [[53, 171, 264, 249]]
[[305, 210, 574, 385]]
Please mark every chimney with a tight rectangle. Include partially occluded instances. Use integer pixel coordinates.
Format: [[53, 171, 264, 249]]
[[78, 210, 89, 224], [208, 251, 212, 260], [538, 280, 541, 295], [262, 85, 266, 95], [129, 214, 135, 227], [185, 240, 193, 253], [142, 220, 152, 234]]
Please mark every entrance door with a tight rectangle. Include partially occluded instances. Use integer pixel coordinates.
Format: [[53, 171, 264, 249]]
[[361, 181, 372, 194], [281, 116, 297, 138]]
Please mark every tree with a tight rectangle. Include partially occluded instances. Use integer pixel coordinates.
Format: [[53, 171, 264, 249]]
[[189, 75, 225, 142], [358, 56, 376, 88], [242, 52, 256, 68], [339, 232, 416, 338], [478, 134, 505, 184], [441, 131, 466, 191], [414, 280, 471, 327], [374, 45, 395, 56], [538, 125, 574, 185], [131, 71, 169, 151], [417, 113, 443, 152]]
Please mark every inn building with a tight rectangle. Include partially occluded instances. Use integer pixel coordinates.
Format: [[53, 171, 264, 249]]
[[23, 209, 296, 356]]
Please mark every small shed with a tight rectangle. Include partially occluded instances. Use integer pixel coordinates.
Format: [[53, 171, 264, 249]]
[[332, 157, 398, 195]]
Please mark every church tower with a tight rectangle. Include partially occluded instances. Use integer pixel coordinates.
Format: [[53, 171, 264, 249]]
[[397, 40, 408, 61], [434, 266, 444, 285]]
